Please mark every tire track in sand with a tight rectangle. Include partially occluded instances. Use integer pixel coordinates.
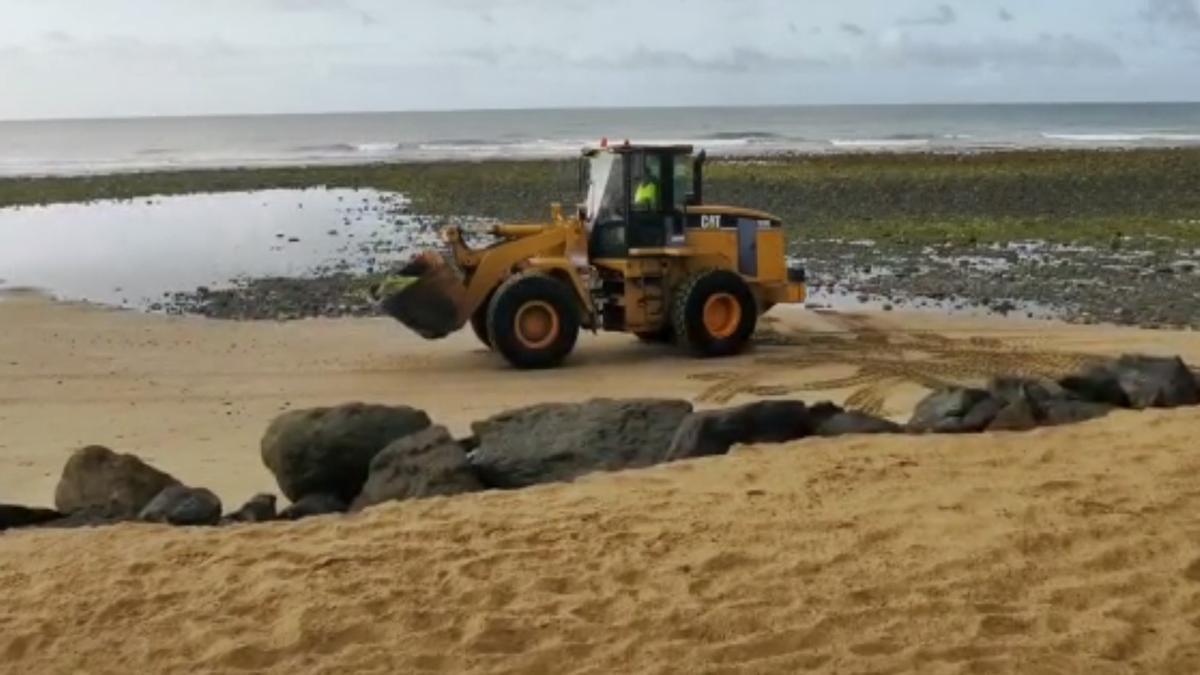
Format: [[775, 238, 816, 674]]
[[693, 313, 1107, 411]]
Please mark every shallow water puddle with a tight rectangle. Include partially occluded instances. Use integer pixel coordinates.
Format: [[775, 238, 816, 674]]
[[0, 188, 439, 308]]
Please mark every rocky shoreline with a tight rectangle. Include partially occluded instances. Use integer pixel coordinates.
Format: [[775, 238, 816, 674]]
[[3, 353, 1197, 532], [3, 148, 1199, 328]]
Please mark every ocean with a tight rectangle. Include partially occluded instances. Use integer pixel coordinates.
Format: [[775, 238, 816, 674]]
[[2, 102, 1199, 177]]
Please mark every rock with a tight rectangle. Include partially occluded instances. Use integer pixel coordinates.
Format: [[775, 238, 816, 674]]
[[470, 399, 693, 489], [352, 425, 482, 511], [1040, 399, 1114, 426], [54, 445, 180, 517], [816, 411, 903, 436], [261, 403, 432, 502], [1110, 354, 1200, 409], [138, 485, 222, 526], [908, 388, 999, 433], [989, 377, 1062, 411], [665, 400, 814, 461], [987, 398, 1040, 432], [0, 504, 62, 531], [1059, 367, 1131, 407], [221, 494, 278, 524], [279, 493, 347, 521], [35, 501, 148, 528]]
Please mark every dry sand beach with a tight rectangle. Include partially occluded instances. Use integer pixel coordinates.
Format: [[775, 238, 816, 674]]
[[4, 294, 1200, 673]]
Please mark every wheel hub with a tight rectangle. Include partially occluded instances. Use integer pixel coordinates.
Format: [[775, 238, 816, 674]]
[[514, 301, 560, 349], [702, 293, 742, 339]]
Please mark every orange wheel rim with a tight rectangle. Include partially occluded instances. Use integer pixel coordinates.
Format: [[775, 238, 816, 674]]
[[702, 293, 742, 339], [514, 301, 560, 349]]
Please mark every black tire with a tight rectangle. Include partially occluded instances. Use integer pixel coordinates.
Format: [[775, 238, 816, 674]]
[[469, 303, 492, 349], [672, 269, 758, 358], [487, 272, 580, 369]]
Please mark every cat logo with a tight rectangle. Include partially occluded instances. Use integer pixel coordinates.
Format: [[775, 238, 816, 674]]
[[700, 214, 722, 230]]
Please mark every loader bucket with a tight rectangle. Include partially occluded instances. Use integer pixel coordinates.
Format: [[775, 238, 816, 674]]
[[373, 252, 469, 340]]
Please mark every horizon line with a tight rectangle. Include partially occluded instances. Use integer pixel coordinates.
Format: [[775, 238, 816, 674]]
[[3, 99, 1200, 124]]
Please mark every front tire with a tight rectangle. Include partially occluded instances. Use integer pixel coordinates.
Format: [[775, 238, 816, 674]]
[[487, 272, 580, 369], [672, 269, 758, 358], [470, 300, 492, 349]]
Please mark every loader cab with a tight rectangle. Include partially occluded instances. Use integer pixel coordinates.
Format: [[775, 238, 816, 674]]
[[582, 143, 704, 260]]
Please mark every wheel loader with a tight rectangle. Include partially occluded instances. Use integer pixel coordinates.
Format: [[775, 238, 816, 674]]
[[375, 142, 806, 369]]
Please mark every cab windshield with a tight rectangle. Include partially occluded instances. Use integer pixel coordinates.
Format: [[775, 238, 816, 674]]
[[584, 152, 623, 229]]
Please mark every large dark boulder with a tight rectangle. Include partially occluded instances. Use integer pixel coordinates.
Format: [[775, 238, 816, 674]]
[[1111, 355, 1200, 409], [908, 388, 1000, 433], [987, 397, 1040, 432], [221, 494, 278, 524], [138, 485, 222, 526], [39, 506, 133, 529], [665, 400, 814, 461], [261, 403, 431, 502], [352, 425, 482, 511], [279, 493, 347, 521], [469, 398, 693, 489], [54, 445, 181, 518], [0, 505, 62, 531], [801, 401, 902, 437], [1040, 399, 1114, 426], [1060, 367, 1131, 407]]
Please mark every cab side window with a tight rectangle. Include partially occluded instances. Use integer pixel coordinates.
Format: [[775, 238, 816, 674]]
[[673, 160, 693, 210]]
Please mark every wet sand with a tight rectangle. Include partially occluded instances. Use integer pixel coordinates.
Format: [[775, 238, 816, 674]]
[[4, 296, 1200, 673]]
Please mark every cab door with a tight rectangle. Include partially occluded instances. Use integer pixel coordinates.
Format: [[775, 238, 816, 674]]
[[737, 218, 759, 277]]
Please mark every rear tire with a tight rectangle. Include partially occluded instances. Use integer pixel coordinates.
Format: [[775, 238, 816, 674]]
[[487, 272, 580, 369], [672, 269, 758, 358]]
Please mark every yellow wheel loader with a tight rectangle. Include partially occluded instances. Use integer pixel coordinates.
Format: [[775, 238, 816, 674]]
[[376, 143, 807, 369]]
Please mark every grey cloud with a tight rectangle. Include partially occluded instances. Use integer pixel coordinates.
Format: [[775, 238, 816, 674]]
[[878, 33, 1123, 69], [266, 0, 377, 25], [458, 44, 825, 73], [43, 31, 74, 45], [998, 8, 1014, 21], [901, 3, 958, 26], [1140, 0, 1200, 30], [840, 23, 866, 36]]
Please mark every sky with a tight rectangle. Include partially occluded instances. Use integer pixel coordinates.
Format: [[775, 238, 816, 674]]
[[0, 0, 1198, 119]]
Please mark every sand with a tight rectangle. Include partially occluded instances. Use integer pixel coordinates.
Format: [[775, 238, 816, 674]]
[[4, 294, 1200, 673]]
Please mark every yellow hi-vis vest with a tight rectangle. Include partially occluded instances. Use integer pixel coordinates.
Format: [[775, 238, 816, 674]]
[[634, 181, 659, 210]]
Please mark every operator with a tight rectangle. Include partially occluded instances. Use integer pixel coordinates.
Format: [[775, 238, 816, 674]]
[[633, 161, 661, 211]]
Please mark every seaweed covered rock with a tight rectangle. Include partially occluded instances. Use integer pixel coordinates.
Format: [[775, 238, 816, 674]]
[[261, 403, 431, 502], [470, 399, 693, 488], [54, 445, 181, 518], [138, 485, 222, 526], [665, 400, 815, 461], [352, 425, 482, 511]]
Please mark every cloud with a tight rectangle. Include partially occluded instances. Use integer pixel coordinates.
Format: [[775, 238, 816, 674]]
[[264, 0, 377, 25], [1140, 0, 1200, 30], [878, 33, 1123, 69], [840, 22, 866, 37], [998, 8, 1014, 21], [458, 44, 826, 73], [900, 3, 958, 26]]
